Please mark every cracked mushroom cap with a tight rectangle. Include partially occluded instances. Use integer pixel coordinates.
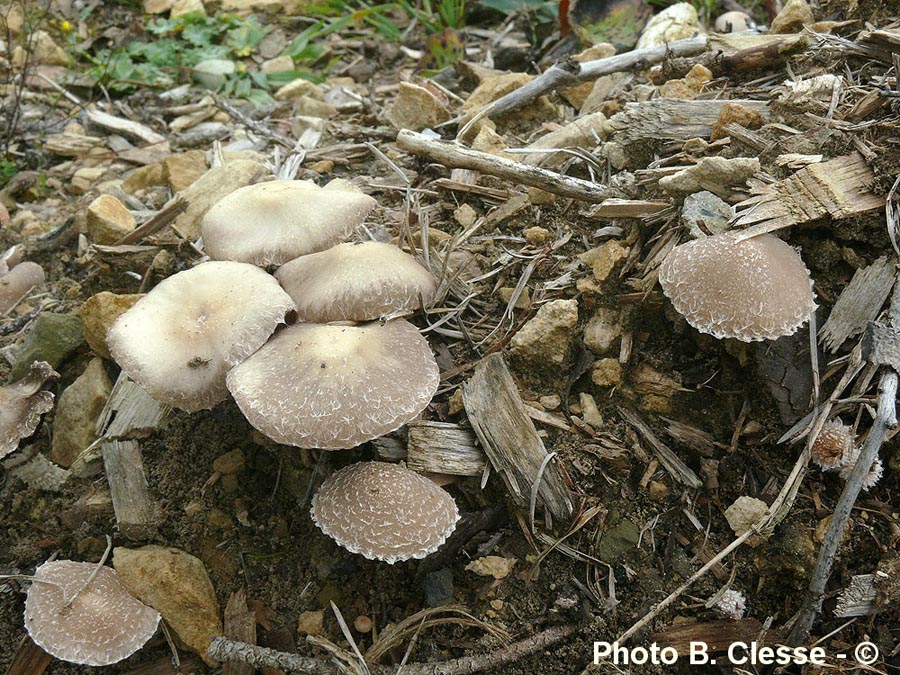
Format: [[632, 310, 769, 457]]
[[226, 320, 439, 449], [107, 261, 295, 412], [24, 560, 160, 666], [275, 241, 438, 322], [658, 232, 815, 342], [0, 361, 58, 459], [311, 461, 459, 563], [201, 179, 377, 266]]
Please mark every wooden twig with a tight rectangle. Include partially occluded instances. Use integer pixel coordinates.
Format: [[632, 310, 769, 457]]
[[114, 198, 188, 246], [617, 407, 702, 489], [207, 624, 576, 675], [484, 37, 708, 118], [101, 440, 160, 540], [396, 130, 608, 203]]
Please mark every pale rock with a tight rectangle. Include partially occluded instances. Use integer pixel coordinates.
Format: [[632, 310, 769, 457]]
[[168, 159, 266, 239], [262, 55, 294, 74], [725, 496, 769, 545], [579, 392, 603, 427], [770, 0, 814, 33], [453, 203, 477, 228], [113, 545, 222, 664], [539, 394, 561, 410], [592, 358, 622, 387], [583, 307, 621, 354], [522, 113, 608, 168], [710, 102, 764, 142], [71, 166, 106, 194], [297, 610, 324, 636], [463, 73, 533, 115], [471, 124, 511, 158], [3, 3, 25, 34], [591, 240, 629, 282], [144, 0, 175, 12], [659, 157, 760, 198], [80, 292, 144, 359], [580, 72, 628, 116], [171, 0, 206, 16], [13, 30, 68, 67], [465, 555, 516, 579], [448, 389, 464, 416], [86, 194, 136, 244], [648, 480, 669, 501], [524, 226, 550, 245], [658, 64, 712, 99], [637, 3, 703, 49], [9, 210, 40, 234], [50, 358, 111, 468], [681, 191, 732, 238], [498, 286, 530, 309], [292, 95, 337, 119], [510, 299, 578, 367], [20, 219, 53, 238], [163, 150, 207, 193], [574, 42, 616, 62], [212, 448, 245, 475], [601, 141, 627, 170], [274, 78, 324, 101], [385, 82, 451, 131], [122, 164, 165, 193]]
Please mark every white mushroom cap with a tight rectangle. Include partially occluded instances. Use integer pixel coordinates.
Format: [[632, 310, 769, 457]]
[[658, 233, 815, 342], [0, 361, 58, 459], [311, 461, 459, 563], [107, 261, 295, 412], [201, 179, 377, 266], [24, 560, 160, 666], [275, 241, 438, 322], [226, 319, 439, 449]]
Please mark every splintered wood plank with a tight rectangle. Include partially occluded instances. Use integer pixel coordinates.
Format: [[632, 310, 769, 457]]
[[462, 354, 573, 522], [732, 153, 884, 238], [606, 99, 768, 146], [4, 636, 52, 675], [406, 421, 485, 476], [97, 372, 168, 440], [224, 589, 257, 675], [102, 440, 159, 540], [819, 256, 896, 352]]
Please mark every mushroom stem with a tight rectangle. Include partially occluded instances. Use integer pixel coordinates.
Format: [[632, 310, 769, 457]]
[[63, 535, 112, 611]]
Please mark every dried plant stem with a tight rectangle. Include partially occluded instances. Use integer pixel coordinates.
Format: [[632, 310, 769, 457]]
[[208, 624, 575, 675], [787, 369, 898, 646], [397, 130, 608, 203], [64, 534, 112, 610]]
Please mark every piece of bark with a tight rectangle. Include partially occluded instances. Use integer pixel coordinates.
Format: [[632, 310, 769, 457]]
[[862, 275, 900, 370], [224, 589, 257, 675], [820, 257, 896, 352], [85, 107, 168, 146], [96, 372, 168, 440], [397, 130, 608, 203], [833, 574, 877, 618], [102, 440, 160, 540], [115, 198, 188, 245], [462, 354, 574, 522], [606, 99, 768, 146], [652, 619, 780, 653], [4, 636, 52, 675], [406, 421, 485, 477], [659, 34, 808, 78], [732, 153, 884, 238], [617, 407, 702, 489], [2, 445, 69, 492], [586, 199, 670, 219], [756, 323, 816, 425]]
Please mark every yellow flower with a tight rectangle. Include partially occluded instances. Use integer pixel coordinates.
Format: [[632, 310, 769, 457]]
[[60, 20, 72, 33]]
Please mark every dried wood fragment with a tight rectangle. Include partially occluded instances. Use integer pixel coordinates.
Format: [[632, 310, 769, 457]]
[[96, 372, 168, 440], [85, 107, 168, 146], [652, 619, 780, 652], [224, 589, 257, 675], [834, 574, 876, 618], [525, 405, 572, 431], [2, 445, 69, 492], [124, 655, 204, 674], [820, 256, 895, 352], [586, 199, 670, 219], [406, 421, 485, 477], [397, 130, 608, 203], [617, 407, 701, 489], [606, 99, 768, 146], [660, 34, 808, 78], [462, 354, 574, 522], [732, 153, 884, 238], [115, 198, 188, 245], [101, 440, 160, 540], [4, 635, 52, 675]]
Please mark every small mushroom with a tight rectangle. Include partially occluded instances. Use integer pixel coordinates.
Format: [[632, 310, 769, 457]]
[[839, 448, 883, 491], [658, 232, 815, 342], [311, 461, 459, 563], [0, 260, 45, 315], [0, 361, 58, 459], [275, 241, 438, 322], [811, 419, 854, 470], [201, 179, 377, 266], [107, 261, 295, 412], [714, 11, 756, 33], [227, 320, 439, 449], [24, 560, 160, 666]]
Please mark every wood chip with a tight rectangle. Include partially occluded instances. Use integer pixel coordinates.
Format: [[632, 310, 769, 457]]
[[406, 421, 486, 476], [820, 256, 896, 352], [102, 440, 160, 540]]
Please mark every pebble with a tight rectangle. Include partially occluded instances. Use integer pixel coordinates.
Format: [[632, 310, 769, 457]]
[[353, 615, 373, 633], [583, 307, 621, 355], [714, 11, 755, 33], [465, 556, 516, 579], [509, 299, 578, 368], [453, 204, 477, 228], [274, 78, 324, 101], [86, 194, 136, 244], [71, 166, 107, 194], [163, 150, 208, 193], [591, 240, 630, 283], [579, 392, 603, 427], [212, 448, 245, 475], [297, 610, 325, 636], [725, 496, 768, 539], [659, 157, 760, 198], [681, 191, 733, 238], [770, 0, 814, 33], [122, 164, 165, 194], [524, 226, 550, 245], [710, 102, 764, 142], [11, 313, 84, 380], [637, 3, 703, 49], [592, 358, 622, 387], [50, 358, 111, 468], [385, 82, 451, 131]]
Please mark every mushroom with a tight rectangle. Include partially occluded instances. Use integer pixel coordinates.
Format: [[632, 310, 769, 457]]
[[311, 461, 459, 563], [107, 261, 295, 412], [0, 361, 58, 459], [839, 448, 883, 491], [658, 232, 815, 342], [275, 241, 438, 322], [226, 319, 439, 449], [0, 260, 45, 315], [24, 560, 160, 666], [811, 419, 854, 470], [201, 179, 377, 266]]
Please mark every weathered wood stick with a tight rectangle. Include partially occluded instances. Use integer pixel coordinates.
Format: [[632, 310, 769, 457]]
[[102, 440, 160, 540], [397, 130, 607, 203], [486, 36, 709, 118]]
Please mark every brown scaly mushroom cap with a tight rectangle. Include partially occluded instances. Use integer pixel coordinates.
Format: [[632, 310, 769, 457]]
[[201, 179, 377, 266], [658, 232, 815, 342], [311, 461, 459, 563], [24, 560, 160, 666], [226, 320, 439, 449], [0, 361, 58, 459], [107, 261, 295, 412], [811, 419, 854, 470], [275, 241, 438, 322]]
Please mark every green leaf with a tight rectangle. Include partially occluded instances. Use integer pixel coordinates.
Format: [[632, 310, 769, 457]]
[[226, 15, 269, 57]]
